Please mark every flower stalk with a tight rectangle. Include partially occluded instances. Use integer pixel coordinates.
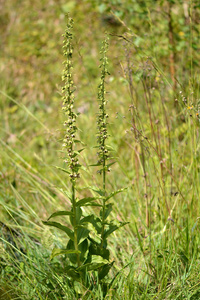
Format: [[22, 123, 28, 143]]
[[62, 16, 80, 265], [97, 35, 110, 248]]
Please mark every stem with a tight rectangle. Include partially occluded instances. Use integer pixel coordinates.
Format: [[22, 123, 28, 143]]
[[101, 154, 106, 248], [72, 180, 80, 266], [167, 1, 177, 92], [97, 36, 109, 250], [100, 78, 106, 248], [100, 69, 106, 249]]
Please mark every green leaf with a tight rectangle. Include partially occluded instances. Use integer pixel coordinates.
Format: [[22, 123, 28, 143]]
[[55, 166, 70, 174], [70, 207, 82, 226], [77, 226, 90, 244], [76, 197, 100, 207], [89, 163, 102, 167], [95, 162, 116, 173], [58, 188, 71, 200], [74, 149, 84, 156], [79, 215, 94, 225], [79, 165, 89, 173], [64, 266, 80, 281], [79, 239, 89, 261], [100, 203, 113, 220], [105, 187, 128, 202], [98, 262, 114, 280], [47, 210, 73, 221], [78, 148, 85, 153], [90, 217, 102, 234], [74, 139, 85, 145], [103, 224, 118, 240], [90, 187, 105, 197], [50, 248, 80, 260], [77, 215, 102, 235], [106, 161, 116, 168], [42, 221, 74, 240], [104, 221, 129, 239], [67, 239, 89, 263], [77, 255, 109, 272], [84, 203, 102, 207], [67, 239, 77, 264], [74, 281, 82, 294], [89, 241, 110, 260], [106, 145, 116, 151]]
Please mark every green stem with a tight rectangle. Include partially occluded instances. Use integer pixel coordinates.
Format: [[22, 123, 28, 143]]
[[72, 180, 80, 266], [99, 39, 109, 249], [100, 142, 106, 249]]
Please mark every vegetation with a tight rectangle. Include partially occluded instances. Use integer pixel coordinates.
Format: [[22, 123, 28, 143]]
[[1, 0, 200, 299]]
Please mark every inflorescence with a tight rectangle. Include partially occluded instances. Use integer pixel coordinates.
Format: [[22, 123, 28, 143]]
[[62, 17, 80, 181], [97, 36, 110, 171]]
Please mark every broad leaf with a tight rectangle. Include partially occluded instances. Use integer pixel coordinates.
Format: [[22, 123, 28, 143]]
[[70, 207, 82, 226], [76, 197, 100, 207], [89, 242, 110, 260], [77, 226, 90, 244], [103, 224, 117, 240], [103, 221, 129, 239], [42, 221, 73, 240], [89, 216, 102, 234], [67, 239, 89, 264], [50, 248, 80, 260], [79, 215, 94, 225], [79, 215, 102, 235], [100, 203, 113, 220], [64, 266, 80, 281], [67, 239, 77, 264], [78, 239, 89, 261], [77, 255, 109, 272], [98, 262, 114, 280], [47, 210, 73, 221]]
